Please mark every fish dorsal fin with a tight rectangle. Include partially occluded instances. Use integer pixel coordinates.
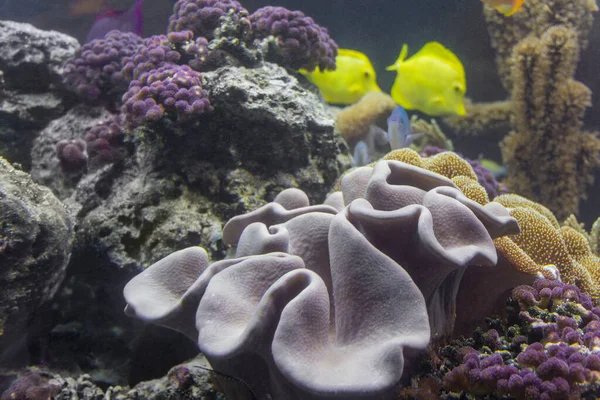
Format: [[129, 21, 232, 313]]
[[411, 42, 463, 71], [338, 49, 370, 63], [386, 44, 408, 71]]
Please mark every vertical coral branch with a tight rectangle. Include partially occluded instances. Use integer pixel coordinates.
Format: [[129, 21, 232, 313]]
[[502, 26, 600, 219]]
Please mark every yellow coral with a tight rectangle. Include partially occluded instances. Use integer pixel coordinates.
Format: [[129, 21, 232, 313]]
[[384, 148, 477, 181], [335, 91, 396, 147], [382, 148, 424, 168], [334, 150, 600, 297], [494, 194, 559, 229], [591, 217, 600, 255], [452, 176, 489, 205], [494, 194, 600, 296], [560, 226, 600, 292]]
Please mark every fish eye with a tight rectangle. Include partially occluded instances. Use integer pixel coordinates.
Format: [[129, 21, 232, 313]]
[[364, 71, 370, 78]]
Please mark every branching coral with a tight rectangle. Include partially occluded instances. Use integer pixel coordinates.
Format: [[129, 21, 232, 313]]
[[501, 25, 600, 219], [442, 100, 512, 137], [484, 0, 597, 92]]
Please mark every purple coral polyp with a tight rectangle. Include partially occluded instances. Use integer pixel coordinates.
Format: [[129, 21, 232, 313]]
[[122, 64, 211, 126], [62, 30, 143, 98], [168, 0, 249, 40], [249, 6, 338, 72], [445, 278, 600, 399]]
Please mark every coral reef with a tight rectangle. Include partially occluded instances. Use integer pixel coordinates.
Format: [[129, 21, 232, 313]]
[[0, 355, 221, 400], [0, 20, 78, 91], [1, 370, 61, 400], [55, 138, 88, 172], [125, 210, 430, 399], [501, 26, 600, 219], [0, 157, 73, 361], [120, 35, 184, 81], [123, 155, 524, 399], [249, 6, 338, 71]]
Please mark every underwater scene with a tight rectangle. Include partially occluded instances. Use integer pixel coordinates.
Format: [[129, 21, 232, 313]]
[[1, 0, 600, 399]]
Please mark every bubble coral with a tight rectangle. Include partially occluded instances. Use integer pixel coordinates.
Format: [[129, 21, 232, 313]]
[[249, 6, 338, 72], [121, 64, 212, 127], [62, 30, 143, 98], [168, 0, 250, 40]]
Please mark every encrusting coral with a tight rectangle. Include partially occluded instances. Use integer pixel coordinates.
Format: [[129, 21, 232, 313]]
[[501, 25, 600, 219]]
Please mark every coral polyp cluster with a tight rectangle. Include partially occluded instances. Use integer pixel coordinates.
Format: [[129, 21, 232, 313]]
[[62, 30, 142, 98], [443, 279, 600, 399], [122, 64, 211, 126], [168, 0, 250, 40], [249, 6, 338, 71]]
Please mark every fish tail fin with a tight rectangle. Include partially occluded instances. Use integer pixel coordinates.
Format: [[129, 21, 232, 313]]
[[504, 0, 524, 15], [386, 44, 408, 71]]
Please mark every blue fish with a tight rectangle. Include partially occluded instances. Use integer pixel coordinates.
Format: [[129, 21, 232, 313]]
[[351, 107, 422, 167], [386, 106, 423, 150], [85, 0, 144, 42]]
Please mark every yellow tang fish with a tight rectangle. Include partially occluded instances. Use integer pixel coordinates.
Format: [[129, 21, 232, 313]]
[[300, 49, 382, 105], [386, 42, 466, 117], [481, 0, 524, 16]]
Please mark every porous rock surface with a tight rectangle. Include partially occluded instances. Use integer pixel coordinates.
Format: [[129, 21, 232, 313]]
[[0, 157, 73, 359], [0, 20, 78, 169]]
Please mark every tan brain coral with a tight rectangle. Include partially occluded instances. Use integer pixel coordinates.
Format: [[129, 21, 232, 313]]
[[495, 194, 600, 297]]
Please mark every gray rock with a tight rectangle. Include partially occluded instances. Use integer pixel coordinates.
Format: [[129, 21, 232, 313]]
[[0, 21, 78, 168], [0, 157, 73, 359], [0, 91, 66, 169], [0, 20, 79, 92]]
